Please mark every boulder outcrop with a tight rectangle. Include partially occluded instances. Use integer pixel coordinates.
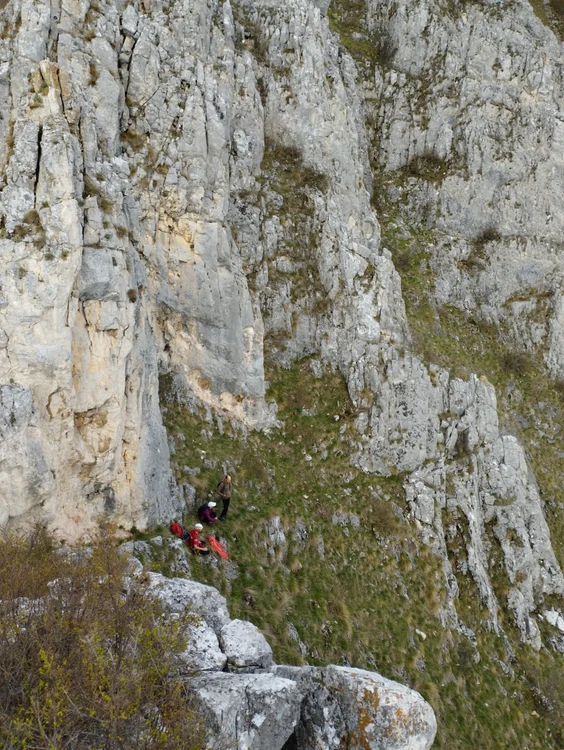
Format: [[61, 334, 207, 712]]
[[219, 618, 274, 670], [130, 548, 437, 750], [274, 664, 438, 750]]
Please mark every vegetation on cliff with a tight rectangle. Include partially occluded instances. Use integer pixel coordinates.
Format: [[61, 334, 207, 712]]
[[0, 526, 203, 749]]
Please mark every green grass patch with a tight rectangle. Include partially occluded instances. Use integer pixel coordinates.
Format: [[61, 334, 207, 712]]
[[328, 0, 396, 72], [157, 357, 564, 748]]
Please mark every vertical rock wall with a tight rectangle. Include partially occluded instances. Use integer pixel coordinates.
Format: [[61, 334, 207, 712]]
[[365, 0, 564, 375], [0, 0, 563, 651]]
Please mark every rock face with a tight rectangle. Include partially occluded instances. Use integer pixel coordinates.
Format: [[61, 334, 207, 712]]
[[0, 0, 563, 677], [146, 572, 231, 634], [275, 665, 438, 750], [190, 671, 302, 750], [366, 0, 564, 374], [0, 0, 396, 538], [127, 547, 437, 750]]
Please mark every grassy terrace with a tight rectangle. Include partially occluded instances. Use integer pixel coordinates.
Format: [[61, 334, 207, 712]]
[[156, 359, 564, 748]]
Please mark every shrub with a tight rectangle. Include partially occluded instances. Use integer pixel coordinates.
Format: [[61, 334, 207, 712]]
[[0, 525, 204, 749], [120, 129, 147, 152], [393, 249, 414, 273], [473, 226, 501, 251], [88, 61, 100, 86], [100, 196, 113, 214], [502, 350, 531, 377], [370, 497, 399, 537], [83, 174, 102, 198], [23, 209, 42, 226], [12, 224, 33, 241], [406, 151, 450, 181], [374, 33, 397, 67]]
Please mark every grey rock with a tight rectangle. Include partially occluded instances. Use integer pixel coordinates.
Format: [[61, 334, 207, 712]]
[[547, 635, 564, 655], [119, 540, 152, 559], [189, 671, 302, 750], [146, 573, 230, 634], [332, 511, 361, 529], [179, 621, 227, 673], [166, 538, 191, 577], [264, 515, 287, 558], [544, 609, 564, 633], [219, 618, 274, 670], [292, 518, 308, 550], [287, 622, 308, 657], [122, 555, 144, 578], [273, 664, 437, 750], [0, 384, 33, 435]]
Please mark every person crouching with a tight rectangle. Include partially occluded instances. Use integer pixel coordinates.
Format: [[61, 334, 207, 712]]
[[198, 501, 218, 525], [188, 523, 209, 555]]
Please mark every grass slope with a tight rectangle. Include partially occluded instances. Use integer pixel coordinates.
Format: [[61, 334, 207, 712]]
[[157, 361, 564, 749]]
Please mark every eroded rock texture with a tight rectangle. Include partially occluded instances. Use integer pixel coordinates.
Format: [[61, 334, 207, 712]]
[[367, 0, 564, 373], [1, 0, 564, 653]]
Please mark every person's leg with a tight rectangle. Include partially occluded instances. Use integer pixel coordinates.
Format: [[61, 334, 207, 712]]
[[219, 497, 230, 520]]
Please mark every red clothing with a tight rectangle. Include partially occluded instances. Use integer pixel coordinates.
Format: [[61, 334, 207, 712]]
[[198, 504, 218, 524], [170, 522, 184, 538], [188, 528, 207, 551]]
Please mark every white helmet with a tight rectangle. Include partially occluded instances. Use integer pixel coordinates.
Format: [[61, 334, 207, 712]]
[[195, 523, 203, 531], [208, 501, 217, 508]]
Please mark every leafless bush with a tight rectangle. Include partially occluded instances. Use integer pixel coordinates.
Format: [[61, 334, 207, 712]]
[[473, 226, 501, 252], [374, 33, 396, 66]]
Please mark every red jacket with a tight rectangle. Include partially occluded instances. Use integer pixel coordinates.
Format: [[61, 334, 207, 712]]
[[188, 528, 206, 550], [170, 522, 184, 539]]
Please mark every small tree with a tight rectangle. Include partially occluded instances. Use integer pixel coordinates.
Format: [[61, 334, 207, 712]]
[[0, 524, 205, 749]]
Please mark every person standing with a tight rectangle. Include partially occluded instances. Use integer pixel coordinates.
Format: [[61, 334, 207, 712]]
[[217, 475, 232, 520]]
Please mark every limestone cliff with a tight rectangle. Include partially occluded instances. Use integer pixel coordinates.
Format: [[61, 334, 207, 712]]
[[3, 0, 564, 743]]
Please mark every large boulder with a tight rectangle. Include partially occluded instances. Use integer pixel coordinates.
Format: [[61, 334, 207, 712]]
[[179, 621, 227, 673], [146, 573, 230, 634], [219, 618, 274, 670], [274, 665, 437, 750], [190, 671, 303, 750]]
